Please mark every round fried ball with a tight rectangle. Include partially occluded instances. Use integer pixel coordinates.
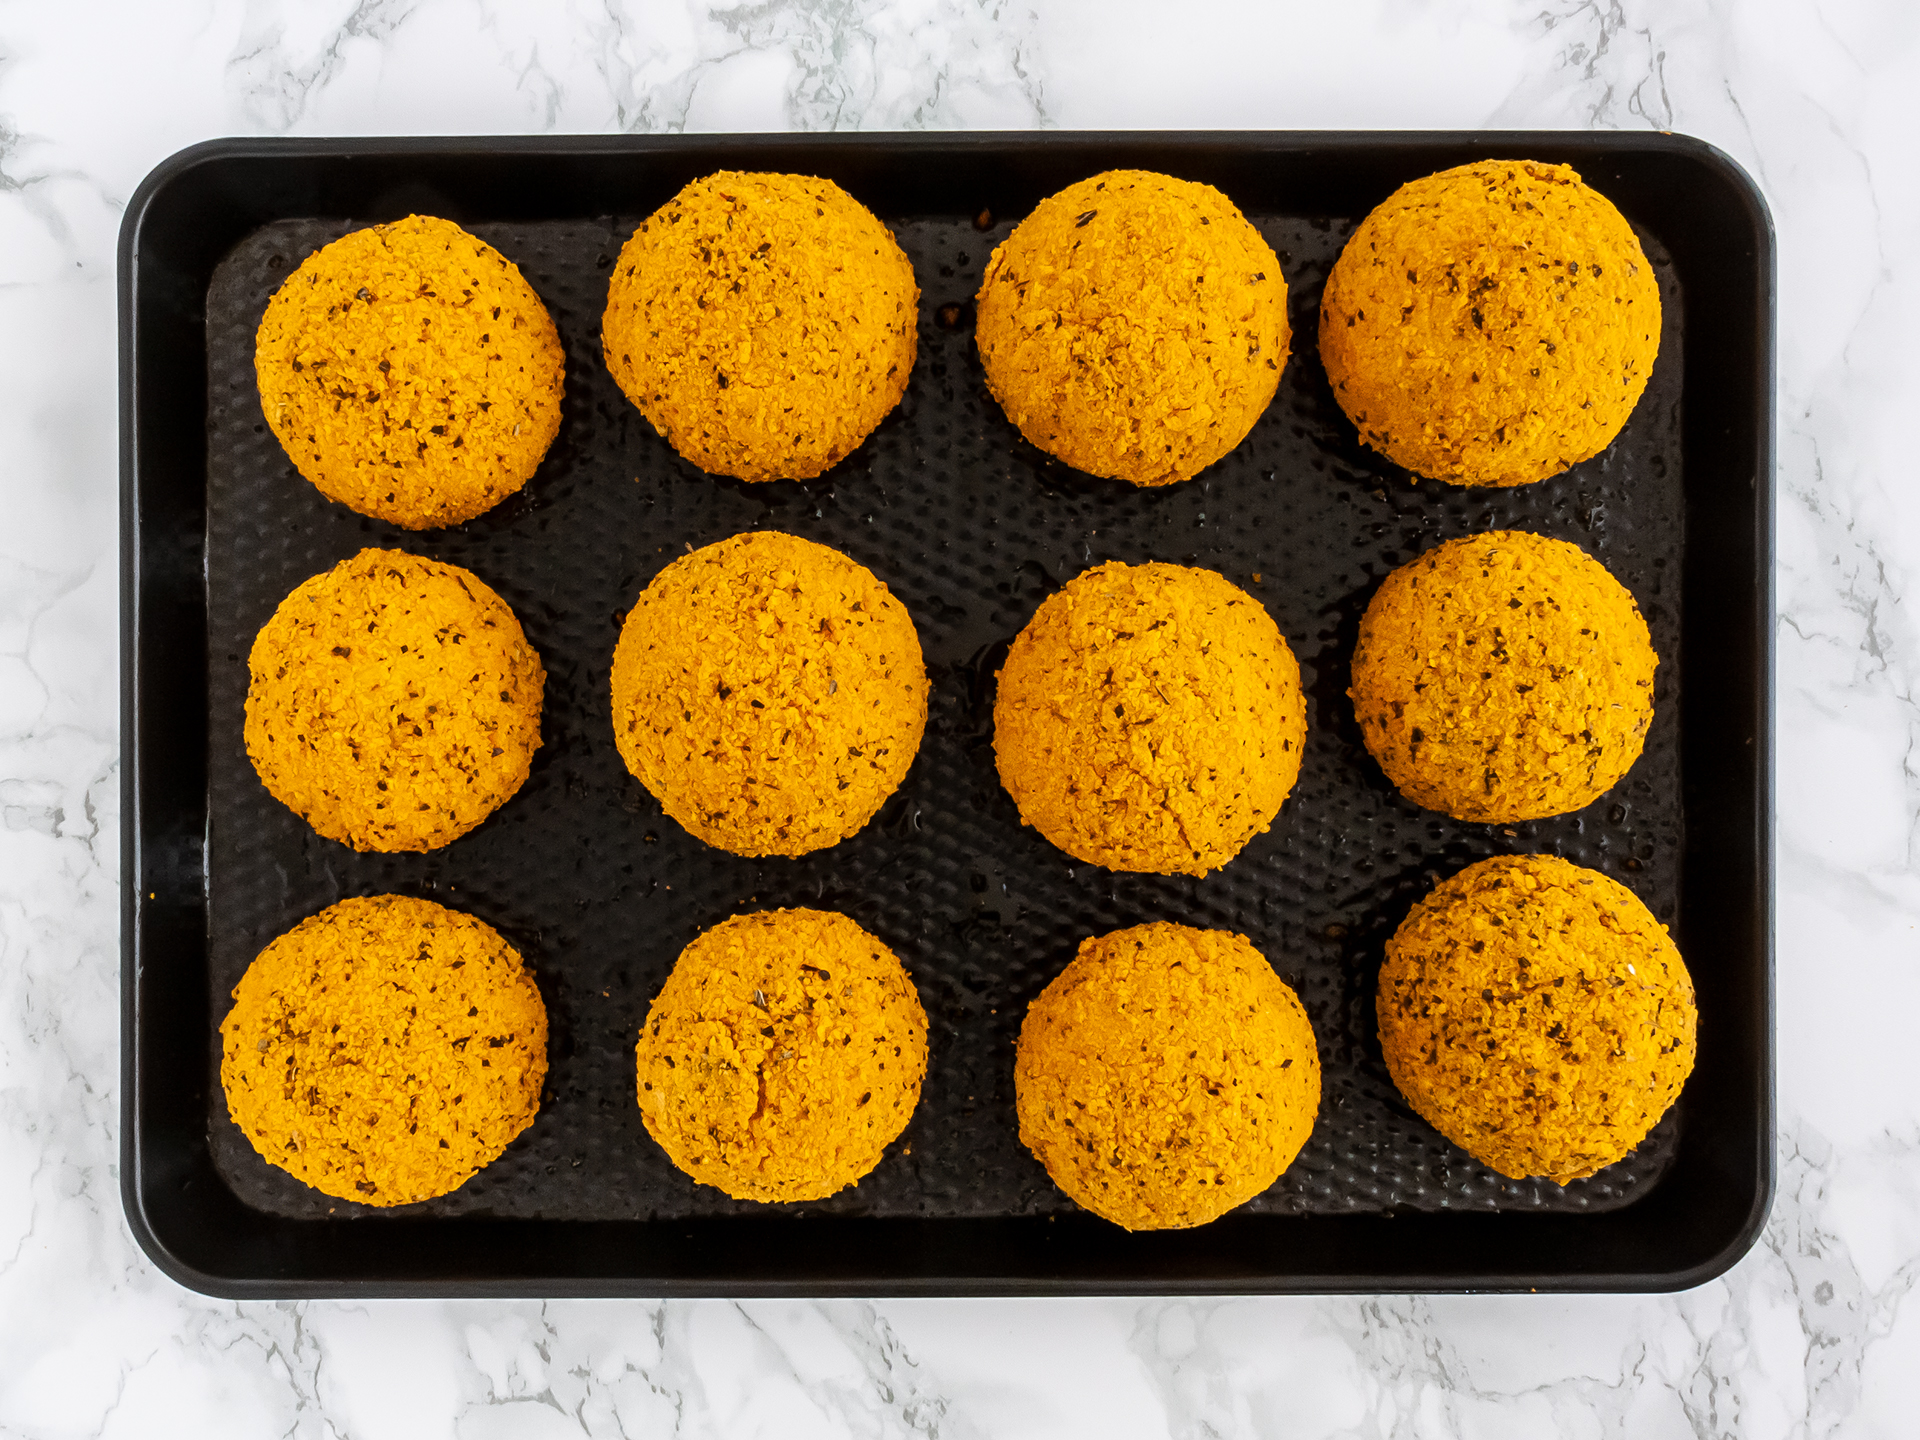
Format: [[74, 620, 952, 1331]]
[[1377, 854, 1696, 1184], [1349, 531, 1655, 823], [635, 908, 929, 1203], [255, 214, 565, 529], [245, 548, 545, 852], [975, 170, 1289, 486], [611, 530, 928, 857], [994, 561, 1306, 876], [1016, 922, 1320, 1231], [1320, 160, 1661, 487], [220, 894, 547, 1207], [602, 172, 919, 482]]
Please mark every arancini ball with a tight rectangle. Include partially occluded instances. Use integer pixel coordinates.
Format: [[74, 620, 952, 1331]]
[[220, 894, 547, 1207], [1377, 854, 1696, 1184], [1016, 922, 1321, 1230], [610, 531, 928, 857], [1349, 531, 1656, 823], [975, 170, 1289, 486], [601, 172, 918, 482], [635, 908, 928, 1203], [244, 548, 545, 852], [1319, 160, 1661, 487], [255, 214, 564, 529], [994, 560, 1306, 876]]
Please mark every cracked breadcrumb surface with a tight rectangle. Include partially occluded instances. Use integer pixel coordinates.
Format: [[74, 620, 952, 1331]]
[[255, 214, 565, 529], [1349, 531, 1655, 823], [994, 561, 1306, 876], [245, 548, 545, 852], [1319, 160, 1661, 487], [601, 171, 919, 482], [975, 170, 1290, 486], [611, 530, 928, 857], [1016, 922, 1320, 1231], [1377, 854, 1696, 1184], [635, 908, 929, 1203], [220, 894, 548, 1207]]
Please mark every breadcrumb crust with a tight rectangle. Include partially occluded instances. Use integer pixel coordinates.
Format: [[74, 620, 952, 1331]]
[[975, 169, 1290, 486], [1377, 854, 1696, 1184], [245, 548, 545, 852], [1016, 922, 1321, 1230], [1319, 160, 1661, 487], [635, 908, 929, 1203], [1349, 531, 1656, 823], [255, 214, 564, 529], [220, 895, 548, 1207], [601, 171, 919, 482], [994, 561, 1306, 876], [610, 530, 928, 857]]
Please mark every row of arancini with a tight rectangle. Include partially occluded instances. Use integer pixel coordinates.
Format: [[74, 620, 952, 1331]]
[[252, 159, 1663, 537], [244, 522, 1659, 867], [222, 852, 1694, 1227]]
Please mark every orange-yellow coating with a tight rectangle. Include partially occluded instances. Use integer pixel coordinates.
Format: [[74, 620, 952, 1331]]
[[255, 214, 565, 528], [635, 908, 929, 1203], [975, 170, 1290, 486], [1350, 531, 1656, 823], [1319, 160, 1661, 487], [1016, 922, 1321, 1231], [220, 895, 548, 1207], [610, 531, 928, 857], [994, 561, 1306, 876], [1377, 854, 1696, 1184], [245, 548, 545, 852], [601, 172, 919, 482]]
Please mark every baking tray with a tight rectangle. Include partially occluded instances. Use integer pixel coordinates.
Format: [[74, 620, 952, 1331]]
[[120, 132, 1774, 1297]]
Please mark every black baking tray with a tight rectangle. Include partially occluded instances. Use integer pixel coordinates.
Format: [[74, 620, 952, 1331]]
[[120, 132, 1774, 1297]]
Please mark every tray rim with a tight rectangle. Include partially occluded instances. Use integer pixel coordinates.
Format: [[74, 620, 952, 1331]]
[[120, 128, 1776, 1299]]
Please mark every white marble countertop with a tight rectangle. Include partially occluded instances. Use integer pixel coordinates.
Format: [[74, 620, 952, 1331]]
[[3, 0, 1917, 1434]]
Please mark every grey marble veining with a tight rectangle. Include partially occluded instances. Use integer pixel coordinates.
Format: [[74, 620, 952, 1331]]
[[3, 0, 1918, 1434]]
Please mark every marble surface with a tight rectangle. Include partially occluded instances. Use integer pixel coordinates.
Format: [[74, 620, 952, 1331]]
[[2, 0, 1917, 1433]]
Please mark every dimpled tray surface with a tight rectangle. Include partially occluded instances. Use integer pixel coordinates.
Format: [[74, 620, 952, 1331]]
[[122, 134, 1773, 1296]]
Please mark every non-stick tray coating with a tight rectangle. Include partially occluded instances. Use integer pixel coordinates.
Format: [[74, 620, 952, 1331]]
[[204, 211, 1684, 1222], [122, 134, 1773, 1295]]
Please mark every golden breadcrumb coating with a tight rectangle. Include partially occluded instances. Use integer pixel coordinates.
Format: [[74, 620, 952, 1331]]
[[1320, 160, 1661, 487], [1349, 531, 1655, 823], [601, 171, 919, 482], [610, 530, 928, 857], [255, 214, 565, 529], [994, 561, 1306, 876], [635, 908, 929, 1202], [1377, 854, 1696, 1184], [245, 548, 545, 852], [220, 895, 547, 1207], [975, 170, 1290, 486], [1016, 922, 1320, 1230]]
